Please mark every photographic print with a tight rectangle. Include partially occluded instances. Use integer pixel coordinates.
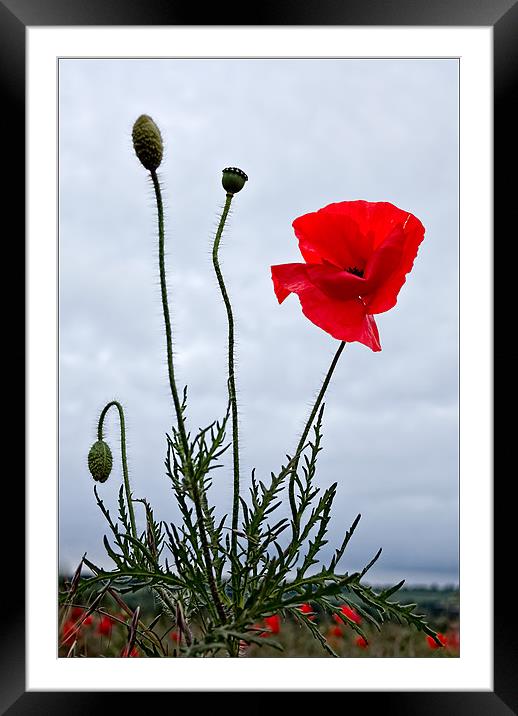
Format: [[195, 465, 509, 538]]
[[58, 57, 459, 659]]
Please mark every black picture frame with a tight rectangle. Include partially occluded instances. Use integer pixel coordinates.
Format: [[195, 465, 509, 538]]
[[8, 0, 503, 712]]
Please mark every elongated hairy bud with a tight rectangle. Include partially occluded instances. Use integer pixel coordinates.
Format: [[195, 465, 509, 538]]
[[88, 440, 113, 483], [132, 114, 163, 171]]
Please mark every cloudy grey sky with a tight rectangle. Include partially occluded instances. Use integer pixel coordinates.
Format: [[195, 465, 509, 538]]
[[59, 58, 458, 586]]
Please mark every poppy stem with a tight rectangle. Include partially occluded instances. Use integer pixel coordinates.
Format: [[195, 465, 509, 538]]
[[150, 170, 189, 444], [150, 169, 226, 625], [97, 400, 137, 540], [289, 341, 346, 537], [212, 192, 241, 614]]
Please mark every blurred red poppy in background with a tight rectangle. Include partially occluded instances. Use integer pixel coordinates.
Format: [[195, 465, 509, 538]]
[[446, 630, 460, 651], [427, 632, 448, 649], [97, 615, 113, 636], [263, 614, 281, 634], [298, 603, 316, 621], [61, 609, 94, 646], [271, 201, 425, 351], [355, 635, 368, 649], [70, 607, 93, 627], [333, 604, 362, 625], [61, 620, 77, 645]]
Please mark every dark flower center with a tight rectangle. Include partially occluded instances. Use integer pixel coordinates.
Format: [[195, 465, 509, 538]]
[[347, 266, 364, 278]]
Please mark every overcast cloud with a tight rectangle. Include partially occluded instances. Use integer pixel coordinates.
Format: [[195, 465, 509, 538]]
[[59, 58, 458, 586]]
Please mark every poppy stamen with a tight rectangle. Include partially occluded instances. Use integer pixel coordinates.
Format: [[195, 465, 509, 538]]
[[347, 266, 364, 278]]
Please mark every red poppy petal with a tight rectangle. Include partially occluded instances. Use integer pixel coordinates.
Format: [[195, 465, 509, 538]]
[[293, 209, 370, 270], [271, 263, 309, 303], [306, 264, 368, 301], [364, 217, 425, 314], [340, 605, 362, 624], [401, 213, 425, 266], [272, 263, 381, 351], [364, 225, 406, 286], [366, 272, 408, 314], [301, 291, 381, 351], [363, 225, 406, 313], [427, 633, 447, 649], [264, 614, 281, 634], [323, 201, 417, 251]]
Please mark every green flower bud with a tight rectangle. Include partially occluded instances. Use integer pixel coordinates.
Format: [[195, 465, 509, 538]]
[[132, 114, 163, 171], [222, 167, 248, 195], [88, 440, 113, 483]]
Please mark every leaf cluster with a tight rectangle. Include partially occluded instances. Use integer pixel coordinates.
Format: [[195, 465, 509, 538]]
[[62, 401, 441, 656]]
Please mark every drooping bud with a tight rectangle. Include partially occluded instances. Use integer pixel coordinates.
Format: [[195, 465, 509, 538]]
[[222, 167, 248, 195], [132, 114, 163, 171], [88, 440, 113, 483]]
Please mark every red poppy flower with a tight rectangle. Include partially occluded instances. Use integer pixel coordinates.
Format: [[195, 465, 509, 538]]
[[61, 614, 92, 646], [341, 605, 362, 625], [427, 632, 447, 649], [271, 201, 425, 351], [120, 646, 139, 657], [446, 630, 460, 650], [70, 607, 93, 627], [61, 620, 77, 645], [170, 630, 180, 642], [298, 603, 316, 621], [97, 615, 113, 636], [333, 604, 362, 626], [328, 625, 344, 639], [355, 635, 368, 649], [263, 614, 281, 634]]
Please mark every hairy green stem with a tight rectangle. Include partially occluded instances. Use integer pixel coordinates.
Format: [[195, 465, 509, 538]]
[[150, 170, 188, 439], [97, 400, 137, 539], [211, 193, 241, 606], [289, 341, 346, 537], [150, 169, 226, 624]]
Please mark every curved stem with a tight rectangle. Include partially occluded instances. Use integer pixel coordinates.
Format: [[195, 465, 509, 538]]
[[97, 400, 137, 539], [150, 169, 226, 624], [211, 194, 240, 584], [289, 341, 346, 538]]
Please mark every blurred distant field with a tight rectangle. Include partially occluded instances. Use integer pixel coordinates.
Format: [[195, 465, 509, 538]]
[[59, 583, 459, 658], [246, 586, 459, 658]]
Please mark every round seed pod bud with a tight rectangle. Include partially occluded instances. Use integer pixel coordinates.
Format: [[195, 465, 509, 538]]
[[132, 114, 163, 171], [88, 440, 113, 483], [222, 167, 248, 195]]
